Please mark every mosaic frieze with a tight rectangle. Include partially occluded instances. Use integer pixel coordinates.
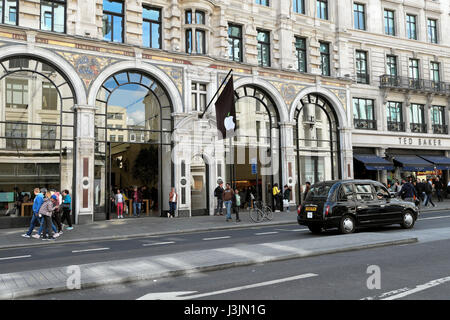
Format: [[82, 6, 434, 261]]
[[329, 88, 347, 110], [56, 51, 118, 89], [269, 81, 306, 107], [157, 65, 183, 96]]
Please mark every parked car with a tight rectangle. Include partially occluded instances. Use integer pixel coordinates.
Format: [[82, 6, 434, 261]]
[[297, 180, 419, 234]]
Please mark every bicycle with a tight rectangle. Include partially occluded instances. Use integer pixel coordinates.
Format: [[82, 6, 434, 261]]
[[249, 200, 273, 222]]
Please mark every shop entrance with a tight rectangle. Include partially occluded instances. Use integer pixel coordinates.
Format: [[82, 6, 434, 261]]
[[190, 155, 210, 216], [105, 142, 160, 219]]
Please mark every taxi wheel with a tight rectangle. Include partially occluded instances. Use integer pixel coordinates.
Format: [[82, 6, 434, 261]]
[[401, 211, 415, 229], [308, 225, 322, 234], [339, 215, 356, 234]]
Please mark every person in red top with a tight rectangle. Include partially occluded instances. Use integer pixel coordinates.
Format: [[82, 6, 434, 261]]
[[132, 186, 143, 218]]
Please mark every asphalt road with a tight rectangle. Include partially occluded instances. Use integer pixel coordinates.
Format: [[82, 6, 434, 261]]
[[1, 210, 449, 274], [4, 209, 450, 300]]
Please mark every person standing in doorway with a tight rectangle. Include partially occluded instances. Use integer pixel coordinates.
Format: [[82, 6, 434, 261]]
[[115, 189, 124, 219], [223, 183, 233, 222], [168, 187, 177, 218], [232, 189, 241, 222], [283, 185, 291, 211], [214, 182, 224, 216]]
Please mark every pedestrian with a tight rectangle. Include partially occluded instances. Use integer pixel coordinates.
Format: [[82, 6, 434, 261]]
[[232, 189, 241, 222], [39, 192, 57, 240], [214, 182, 224, 216], [22, 188, 45, 238], [398, 179, 417, 203], [223, 183, 233, 222], [61, 189, 73, 230], [51, 194, 63, 236], [423, 179, 436, 207], [132, 186, 143, 217], [115, 189, 124, 219], [435, 177, 443, 202], [272, 183, 282, 212], [283, 185, 291, 211], [168, 187, 177, 218], [303, 182, 311, 202]]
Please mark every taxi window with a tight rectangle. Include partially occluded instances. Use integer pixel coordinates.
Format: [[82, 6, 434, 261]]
[[338, 184, 354, 201], [374, 184, 389, 199], [355, 184, 374, 201]]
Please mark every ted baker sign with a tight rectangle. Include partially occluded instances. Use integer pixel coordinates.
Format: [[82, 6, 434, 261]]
[[398, 137, 442, 146]]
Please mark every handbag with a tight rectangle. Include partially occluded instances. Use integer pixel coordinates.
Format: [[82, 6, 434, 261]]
[[283, 199, 289, 207]]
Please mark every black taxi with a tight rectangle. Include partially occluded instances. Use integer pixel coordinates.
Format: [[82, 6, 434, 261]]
[[297, 180, 419, 234]]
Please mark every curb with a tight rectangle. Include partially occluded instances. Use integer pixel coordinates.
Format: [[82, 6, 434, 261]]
[[0, 220, 297, 251], [1, 236, 418, 300]]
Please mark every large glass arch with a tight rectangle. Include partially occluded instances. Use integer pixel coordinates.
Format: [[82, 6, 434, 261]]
[[227, 85, 281, 210], [94, 70, 173, 220], [0, 56, 76, 227], [294, 93, 340, 204]]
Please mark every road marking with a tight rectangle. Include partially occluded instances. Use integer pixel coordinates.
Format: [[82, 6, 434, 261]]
[[143, 241, 175, 246], [419, 215, 450, 221], [202, 236, 231, 241], [255, 231, 279, 236], [274, 228, 308, 232], [71, 247, 110, 253], [0, 255, 31, 261], [137, 273, 318, 300]]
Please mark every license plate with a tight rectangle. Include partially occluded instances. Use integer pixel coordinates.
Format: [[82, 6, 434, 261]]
[[305, 207, 317, 212], [307, 212, 313, 219]]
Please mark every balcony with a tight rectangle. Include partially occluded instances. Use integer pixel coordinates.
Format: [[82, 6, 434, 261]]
[[380, 75, 450, 95], [410, 123, 427, 133], [356, 73, 370, 85], [354, 119, 377, 130], [432, 124, 448, 135], [387, 121, 405, 132]]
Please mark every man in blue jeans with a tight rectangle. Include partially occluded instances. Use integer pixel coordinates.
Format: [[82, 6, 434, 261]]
[[223, 183, 234, 222], [22, 188, 45, 238]]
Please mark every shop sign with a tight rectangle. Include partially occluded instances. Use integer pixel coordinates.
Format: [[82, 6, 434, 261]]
[[398, 137, 442, 146]]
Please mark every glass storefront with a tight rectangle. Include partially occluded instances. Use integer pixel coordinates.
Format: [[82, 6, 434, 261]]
[[294, 94, 339, 204], [94, 70, 173, 219], [226, 85, 281, 209], [0, 57, 75, 227]]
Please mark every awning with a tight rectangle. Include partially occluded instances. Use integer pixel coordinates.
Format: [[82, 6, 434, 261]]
[[419, 155, 450, 170], [354, 154, 394, 171], [392, 155, 434, 171]]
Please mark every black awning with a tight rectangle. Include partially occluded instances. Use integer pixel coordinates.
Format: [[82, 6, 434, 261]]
[[392, 155, 434, 171], [354, 154, 394, 171], [419, 155, 450, 170]]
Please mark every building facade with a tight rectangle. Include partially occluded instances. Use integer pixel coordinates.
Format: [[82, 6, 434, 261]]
[[0, 0, 448, 228]]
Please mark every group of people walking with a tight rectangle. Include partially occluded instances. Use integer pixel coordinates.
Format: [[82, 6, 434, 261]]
[[214, 182, 241, 222], [390, 176, 446, 207], [21, 188, 73, 241]]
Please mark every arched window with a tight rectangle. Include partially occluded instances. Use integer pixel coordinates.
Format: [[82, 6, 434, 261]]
[[227, 85, 281, 208], [294, 93, 340, 203], [0, 56, 76, 225], [94, 70, 173, 219]]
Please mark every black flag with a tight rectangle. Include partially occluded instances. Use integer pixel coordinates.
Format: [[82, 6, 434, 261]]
[[215, 75, 236, 140]]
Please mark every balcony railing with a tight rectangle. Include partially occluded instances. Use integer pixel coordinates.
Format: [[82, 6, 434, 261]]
[[433, 124, 448, 134], [387, 121, 405, 132], [354, 119, 377, 130], [380, 75, 450, 95], [410, 123, 427, 133]]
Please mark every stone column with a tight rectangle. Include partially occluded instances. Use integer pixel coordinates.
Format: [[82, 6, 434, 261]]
[[377, 147, 388, 185], [74, 105, 96, 224], [340, 127, 354, 180], [280, 121, 296, 208]]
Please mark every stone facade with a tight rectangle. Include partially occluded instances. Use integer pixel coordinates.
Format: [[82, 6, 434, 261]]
[[0, 0, 449, 225]]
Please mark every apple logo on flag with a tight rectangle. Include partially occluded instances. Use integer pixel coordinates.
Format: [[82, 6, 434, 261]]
[[224, 112, 235, 136]]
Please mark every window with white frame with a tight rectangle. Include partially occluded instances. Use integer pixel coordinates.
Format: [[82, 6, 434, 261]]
[[191, 82, 207, 112]]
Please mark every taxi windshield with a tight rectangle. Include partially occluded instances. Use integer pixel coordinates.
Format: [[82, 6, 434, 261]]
[[305, 184, 333, 201]]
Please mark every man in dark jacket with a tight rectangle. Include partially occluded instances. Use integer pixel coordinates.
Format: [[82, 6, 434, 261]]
[[435, 177, 443, 202], [423, 179, 436, 207], [398, 179, 417, 203], [214, 182, 224, 216]]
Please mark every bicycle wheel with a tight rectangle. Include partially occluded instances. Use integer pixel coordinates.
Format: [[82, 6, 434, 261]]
[[250, 208, 263, 223], [263, 206, 273, 220]]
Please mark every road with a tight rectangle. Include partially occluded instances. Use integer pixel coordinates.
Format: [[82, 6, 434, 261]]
[[3, 209, 449, 300]]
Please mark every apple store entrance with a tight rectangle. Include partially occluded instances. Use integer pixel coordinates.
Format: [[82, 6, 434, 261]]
[[225, 85, 281, 210]]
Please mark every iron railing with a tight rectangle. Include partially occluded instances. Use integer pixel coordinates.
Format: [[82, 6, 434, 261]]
[[380, 74, 450, 95]]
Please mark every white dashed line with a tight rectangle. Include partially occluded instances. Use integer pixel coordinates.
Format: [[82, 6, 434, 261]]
[[255, 232, 279, 236], [202, 236, 231, 241], [419, 215, 450, 221], [143, 241, 176, 246], [274, 228, 308, 232], [71, 248, 110, 253], [0, 255, 32, 261]]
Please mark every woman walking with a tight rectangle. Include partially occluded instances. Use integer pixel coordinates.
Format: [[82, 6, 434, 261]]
[[232, 189, 241, 222], [39, 192, 56, 240], [115, 189, 124, 219], [61, 190, 73, 230]]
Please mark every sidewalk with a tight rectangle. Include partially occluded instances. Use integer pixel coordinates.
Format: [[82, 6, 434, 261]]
[[0, 198, 449, 250]]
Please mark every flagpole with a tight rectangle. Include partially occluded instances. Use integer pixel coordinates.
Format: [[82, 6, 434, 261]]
[[199, 69, 233, 119]]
